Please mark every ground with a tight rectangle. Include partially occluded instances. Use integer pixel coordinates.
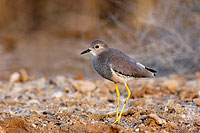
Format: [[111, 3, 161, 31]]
[[0, 71, 200, 132]]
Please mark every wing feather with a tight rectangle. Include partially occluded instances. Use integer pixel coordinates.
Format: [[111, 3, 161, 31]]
[[108, 49, 154, 77]]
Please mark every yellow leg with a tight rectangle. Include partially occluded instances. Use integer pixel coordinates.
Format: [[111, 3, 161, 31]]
[[114, 83, 120, 120], [114, 83, 131, 124]]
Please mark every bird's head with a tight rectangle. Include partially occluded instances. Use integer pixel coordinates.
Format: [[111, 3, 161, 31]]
[[81, 40, 109, 56]]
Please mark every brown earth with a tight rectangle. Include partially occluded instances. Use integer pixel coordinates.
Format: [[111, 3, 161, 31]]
[[0, 71, 200, 132]]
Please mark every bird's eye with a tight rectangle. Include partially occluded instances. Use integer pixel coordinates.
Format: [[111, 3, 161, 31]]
[[95, 45, 99, 49]]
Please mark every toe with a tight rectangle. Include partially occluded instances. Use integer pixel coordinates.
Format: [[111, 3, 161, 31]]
[[113, 119, 120, 124]]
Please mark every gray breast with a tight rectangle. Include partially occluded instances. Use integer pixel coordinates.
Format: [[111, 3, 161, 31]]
[[93, 50, 113, 82]]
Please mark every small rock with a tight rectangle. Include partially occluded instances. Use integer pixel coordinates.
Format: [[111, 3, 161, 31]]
[[193, 98, 200, 106], [141, 114, 166, 125], [9, 72, 20, 83], [9, 69, 29, 83], [179, 88, 198, 101], [164, 122, 177, 129], [4, 95, 11, 99], [89, 113, 106, 121], [8, 110, 15, 116], [162, 80, 179, 93], [19, 69, 29, 82], [168, 122, 177, 129], [169, 122, 177, 128], [71, 80, 96, 93], [195, 119, 200, 126], [11, 84, 23, 93], [73, 92, 83, 100], [55, 75, 66, 84], [164, 99, 175, 112], [171, 76, 186, 86], [108, 97, 115, 103], [32, 104, 40, 110], [132, 98, 146, 107], [28, 99, 40, 104], [42, 111, 48, 115], [135, 128, 139, 132], [31, 123, 37, 128], [52, 91, 63, 98]]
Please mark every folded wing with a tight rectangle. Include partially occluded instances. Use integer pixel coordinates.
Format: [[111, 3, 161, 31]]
[[108, 49, 156, 78]]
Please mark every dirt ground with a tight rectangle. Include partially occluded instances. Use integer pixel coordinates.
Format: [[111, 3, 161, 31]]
[[0, 71, 200, 132]]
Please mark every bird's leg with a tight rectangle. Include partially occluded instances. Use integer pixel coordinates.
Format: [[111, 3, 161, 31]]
[[114, 83, 131, 124], [114, 83, 120, 120]]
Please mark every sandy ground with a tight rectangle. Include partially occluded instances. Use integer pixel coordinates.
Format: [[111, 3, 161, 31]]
[[0, 71, 200, 132]]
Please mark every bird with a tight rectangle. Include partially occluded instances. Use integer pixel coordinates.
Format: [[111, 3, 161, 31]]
[[80, 40, 156, 124]]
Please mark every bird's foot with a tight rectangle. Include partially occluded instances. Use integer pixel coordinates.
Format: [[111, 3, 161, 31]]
[[113, 118, 120, 124]]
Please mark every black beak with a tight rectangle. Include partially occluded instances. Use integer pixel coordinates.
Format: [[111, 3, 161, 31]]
[[80, 49, 91, 55]]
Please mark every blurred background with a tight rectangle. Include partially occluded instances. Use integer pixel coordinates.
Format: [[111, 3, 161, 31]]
[[0, 0, 199, 80]]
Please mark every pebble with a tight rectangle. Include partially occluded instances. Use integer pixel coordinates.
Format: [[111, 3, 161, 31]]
[[132, 98, 146, 107], [135, 128, 139, 131], [55, 75, 66, 84], [11, 84, 23, 93], [52, 91, 63, 98], [71, 80, 96, 93], [9, 72, 20, 83], [165, 122, 177, 129], [162, 80, 179, 93], [193, 98, 200, 106], [141, 114, 166, 125], [31, 123, 37, 128], [195, 119, 200, 126], [19, 69, 29, 82], [9, 70, 30, 83], [89, 113, 107, 121], [28, 99, 40, 104]]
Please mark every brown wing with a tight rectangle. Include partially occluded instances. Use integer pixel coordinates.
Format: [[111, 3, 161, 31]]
[[108, 49, 154, 78]]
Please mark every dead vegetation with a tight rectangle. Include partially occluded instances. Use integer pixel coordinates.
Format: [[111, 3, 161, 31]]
[[0, 0, 199, 79]]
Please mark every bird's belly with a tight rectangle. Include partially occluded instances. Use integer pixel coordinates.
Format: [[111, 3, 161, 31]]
[[110, 68, 134, 84]]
